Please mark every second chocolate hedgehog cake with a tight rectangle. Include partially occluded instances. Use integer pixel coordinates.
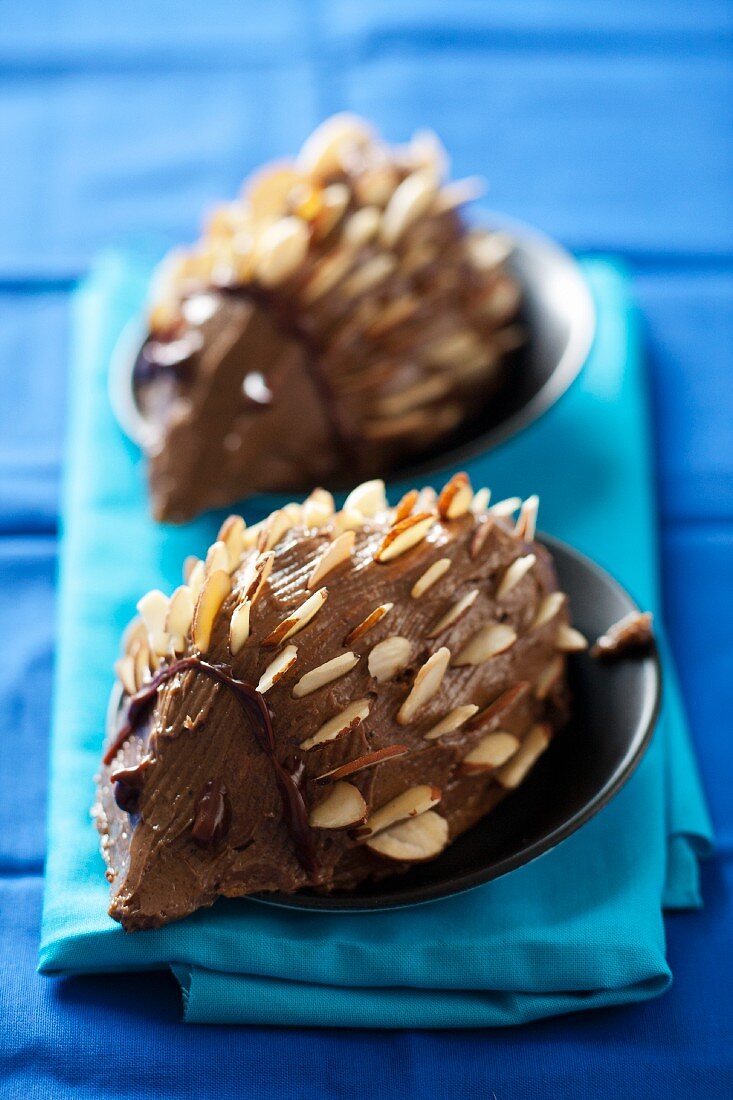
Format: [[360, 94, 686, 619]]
[[96, 475, 588, 930], [135, 115, 523, 521]]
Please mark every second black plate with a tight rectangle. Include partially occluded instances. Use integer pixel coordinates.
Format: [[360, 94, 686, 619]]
[[254, 535, 660, 912]]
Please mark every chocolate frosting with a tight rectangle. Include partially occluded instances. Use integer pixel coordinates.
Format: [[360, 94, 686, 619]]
[[95, 478, 576, 930]]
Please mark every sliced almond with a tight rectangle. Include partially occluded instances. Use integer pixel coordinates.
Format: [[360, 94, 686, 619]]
[[136, 589, 170, 657], [282, 501, 302, 525], [376, 375, 450, 419], [427, 589, 479, 637], [300, 697, 371, 751], [470, 516, 495, 559], [297, 113, 374, 179], [363, 295, 419, 339], [192, 569, 231, 654], [342, 205, 381, 249], [459, 731, 520, 773], [466, 230, 513, 271], [315, 744, 409, 784], [300, 247, 355, 305], [114, 655, 137, 697], [165, 585, 195, 653], [363, 404, 461, 442], [256, 645, 298, 694], [312, 183, 350, 240], [534, 656, 565, 700], [333, 506, 366, 533], [458, 345, 498, 381], [245, 161, 301, 222], [471, 487, 491, 514], [302, 487, 335, 528], [307, 530, 355, 589], [532, 592, 566, 631], [393, 488, 419, 523], [468, 681, 531, 729], [495, 724, 551, 789], [262, 587, 328, 648], [453, 624, 517, 667], [205, 540, 230, 576], [244, 551, 275, 606], [556, 623, 588, 652], [477, 274, 522, 323], [374, 512, 435, 563], [368, 636, 412, 682], [131, 639, 152, 691], [309, 781, 367, 829], [515, 495, 539, 542], [362, 784, 441, 838], [411, 558, 451, 599], [217, 515, 246, 570], [292, 651, 359, 698], [365, 810, 448, 861], [340, 254, 396, 299], [257, 508, 296, 552], [123, 616, 148, 657], [381, 169, 439, 247], [414, 488, 438, 512], [136, 588, 168, 632], [254, 216, 309, 287], [496, 554, 536, 599], [423, 704, 479, 741], [397, 647, 450, 725], [183, 555, 200, 583], [242, 520, 264, 550], [489, 496, 521, 518], [354, 162, 399, 206], [344, 603, 393, 646], [187, 559, 206, 603], [229, 599, 252, 655], [343, 478, 387, 519], [434, 176, 485, 212], [437, 472, 473, 520], [428, 330, 484, 370], [408, 128, 449, 177]]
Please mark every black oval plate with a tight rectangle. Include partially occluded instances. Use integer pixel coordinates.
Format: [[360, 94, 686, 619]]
[[109, 215, 595, 474], [254, 535, 660, 911]]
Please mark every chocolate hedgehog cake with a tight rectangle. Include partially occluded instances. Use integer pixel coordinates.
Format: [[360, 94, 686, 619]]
[[135, 115, 523, 522], [95, 474, 588, 931]]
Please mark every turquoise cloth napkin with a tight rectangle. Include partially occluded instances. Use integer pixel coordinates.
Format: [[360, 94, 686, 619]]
[[39, 252, 712, 1026]]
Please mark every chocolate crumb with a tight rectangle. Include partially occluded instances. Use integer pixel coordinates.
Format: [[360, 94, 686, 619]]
[[591, 611, 654, 660]]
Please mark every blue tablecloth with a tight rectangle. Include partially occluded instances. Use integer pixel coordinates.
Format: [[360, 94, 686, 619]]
[[1, 1, 732, 1094]]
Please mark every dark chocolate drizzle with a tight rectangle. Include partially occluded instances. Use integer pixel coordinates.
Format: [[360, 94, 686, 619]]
[[110, 754, 153, 814], [105, 657, 319, 879], [192, 777, 231, 847]]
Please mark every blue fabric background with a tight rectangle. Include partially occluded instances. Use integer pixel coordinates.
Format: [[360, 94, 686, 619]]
[[1, 0, 732, 1094]]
